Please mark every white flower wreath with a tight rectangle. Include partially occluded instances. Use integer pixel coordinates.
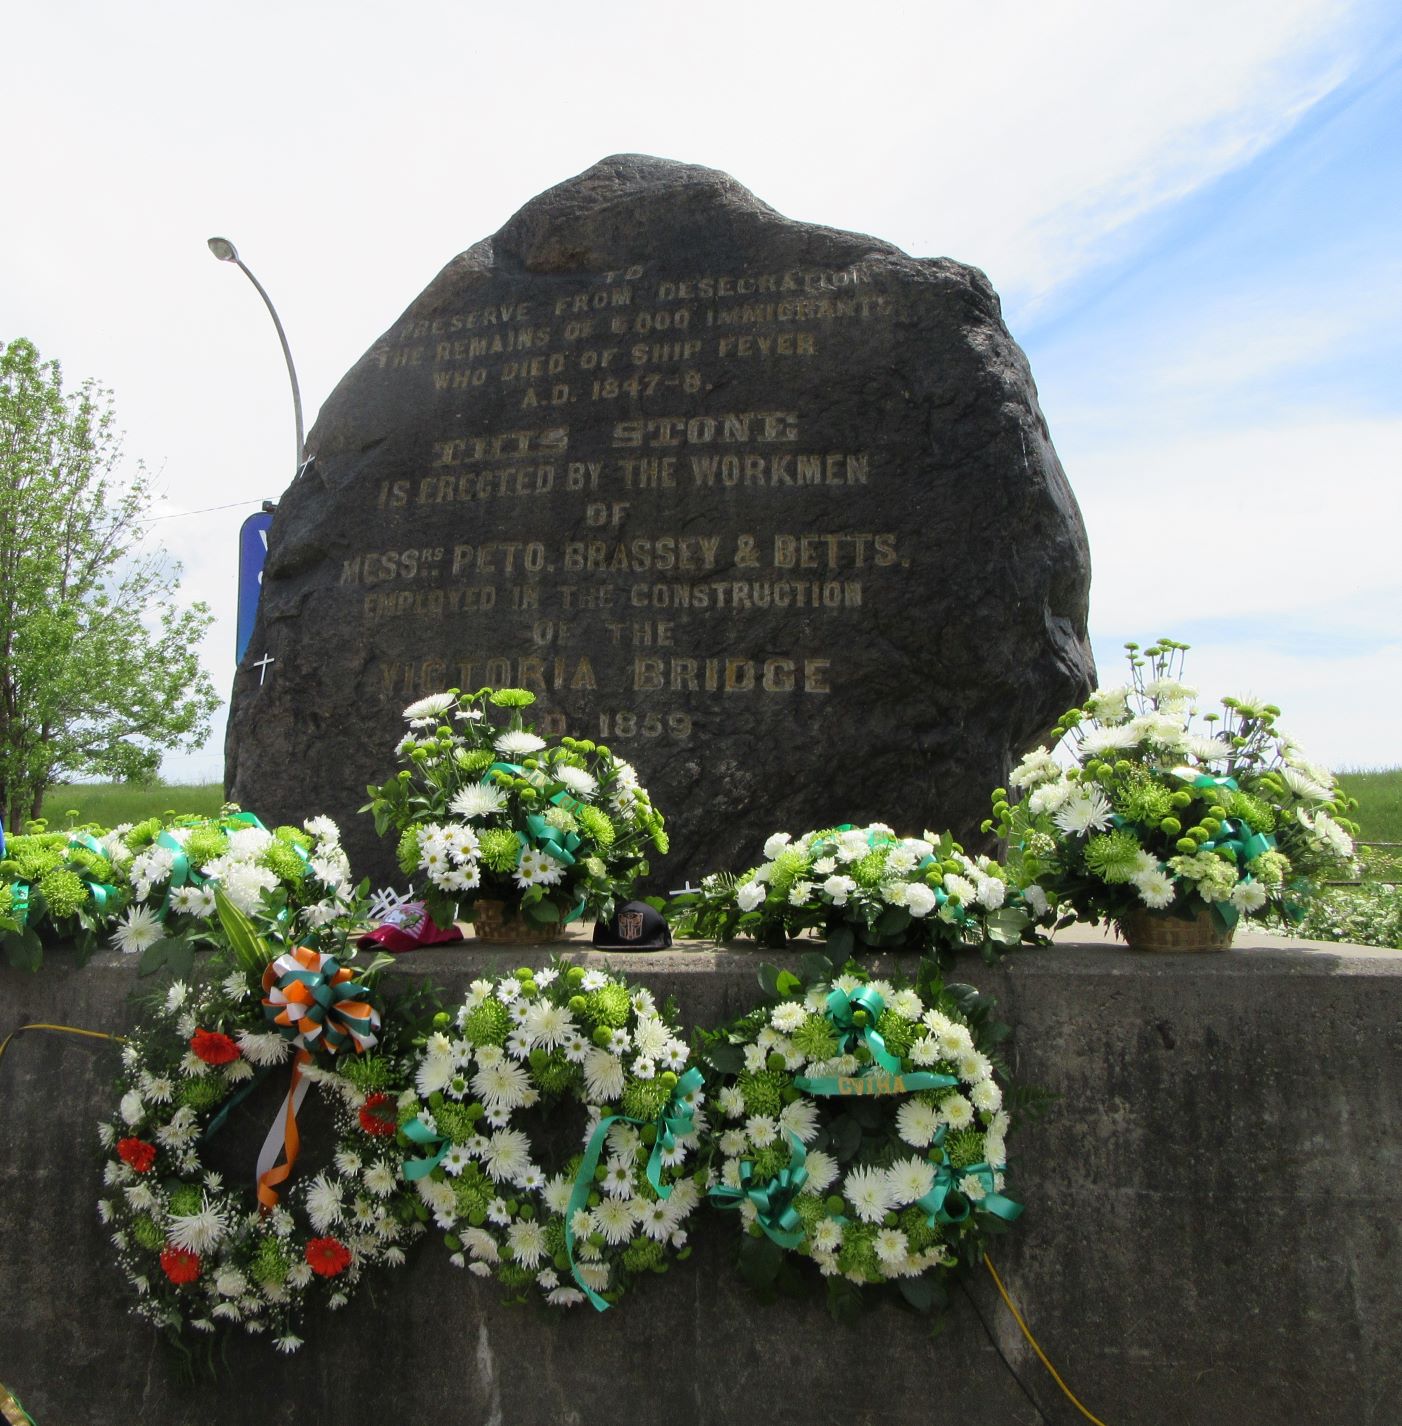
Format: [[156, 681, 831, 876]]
[[702, 958, 1022, 1319], [402, 963, 705, 1309], [99, 960, 421, 1352]]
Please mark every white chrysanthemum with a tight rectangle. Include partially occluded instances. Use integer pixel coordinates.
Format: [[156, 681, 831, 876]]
[[403, 692, 456, 722], [941, 1094, 975, 1130], [895, 1099, 942, 1148], [601, 1158, 634, 1196], [958, 1173, 988, 1202], [542, 1174, 574, 1215], [744, 1115, 778, 1149], [482, 1129, 532, 1184], [119, 1090, 145, 1127], [635, 1197, 680, 1242], [719, 1130, 748, 1156], [1132, 869, 1177, 910], [304, 1173, 345, 1232], [888, 1156, 936, 1206], [942, 873, 976, 905], [235, 1030, 292, 1067], [582, 1049, 626, 1102], [1010, 747, 1062, 790], [507, 1219, 549, 1268], [778, 1100, 820, 1144], [210, 860, 280, 915], [844, 1164, 897, 1223], [461, 1228, 500, 1263], [449, 782, 508, 820], [821, 875, 856, 907], [1053, 788, 1115, 836], [957, 1050, 992, 1084], [553, 764, 598, 800], [972, 1078, 1003, 1113], [811, 1215, 843, 1252], [547, 1287, 587, 1307], [495, 730, 547, 757], [1230, 879, 1269, 914], [593, 1196, 636, 1246], [874, 1227, 910, 1267], [112, 906, 163, 955], [361, 1159, 396, 1198]]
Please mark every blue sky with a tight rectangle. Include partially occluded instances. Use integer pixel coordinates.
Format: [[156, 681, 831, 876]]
[[2, 0, 1399, 775]]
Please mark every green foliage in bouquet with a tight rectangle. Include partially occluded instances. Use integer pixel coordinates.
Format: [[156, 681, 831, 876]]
[[361, 687, 669, 932], [987, 638, 1360, 935], [0, 824, 123, 969], [667, 823, 1044, 966]]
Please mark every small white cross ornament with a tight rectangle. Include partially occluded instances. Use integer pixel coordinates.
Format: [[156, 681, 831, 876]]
[[252, 652, 275, 685]]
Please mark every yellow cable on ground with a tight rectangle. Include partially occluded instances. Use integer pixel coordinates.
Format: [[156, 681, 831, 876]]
[[0, 1021, 124, 1070], [0, 1380, 36, 1426], [983, 1253, 1110, 1426]]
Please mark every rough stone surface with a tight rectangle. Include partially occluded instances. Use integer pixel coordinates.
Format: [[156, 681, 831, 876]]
[[225, 154, 1094, 888], [3, 933, 1399, 1425]]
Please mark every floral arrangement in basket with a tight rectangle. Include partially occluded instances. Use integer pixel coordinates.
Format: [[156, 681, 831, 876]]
[[987, 638, 1360, 944], [104, 810, 359, 978], [698, 952, 1023, 1323], [362, 688, 668, 935], [667, 823, 1045, 964], [98, 893, 420, 1352], [401, 962, 704, 1309]]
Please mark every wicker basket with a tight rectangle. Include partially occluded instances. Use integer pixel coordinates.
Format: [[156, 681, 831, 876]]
[[1117, 906, 1234, 954], [469, 898, 559, 945]]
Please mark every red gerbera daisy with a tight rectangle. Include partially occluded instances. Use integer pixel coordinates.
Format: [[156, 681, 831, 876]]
[[190, 1028, 241, 1065], [159, 1245, 201, 1284], [305, 1236, 352, 1278], [358, 1091, 397, 1138], [117, 1137, 157, 1173]]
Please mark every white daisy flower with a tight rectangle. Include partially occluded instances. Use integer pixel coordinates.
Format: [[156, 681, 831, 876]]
[[507, 1219, 548, 1268], [111, 905, 163, 955], [553, 765, 598, 799], [495, 730, 547, 757], [582, 1049, 626, 1102], [482, 1129, 533, 1184], [402, 692, 456, 722], [801, 1149, 840, 1195], [306, 1173, 344, 1232], [593, 1196, 636, 1245], [449, 782, 508, 820]]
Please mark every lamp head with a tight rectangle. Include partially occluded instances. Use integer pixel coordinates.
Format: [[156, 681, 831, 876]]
[[207, 236, 239, 262]]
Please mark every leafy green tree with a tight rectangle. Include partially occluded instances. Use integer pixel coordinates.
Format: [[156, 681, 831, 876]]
[[0, 337, 220, 831]]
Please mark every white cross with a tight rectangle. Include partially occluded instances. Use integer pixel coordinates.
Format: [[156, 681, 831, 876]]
[[669, 880, 702, 896], [252, 653, 275, 685]]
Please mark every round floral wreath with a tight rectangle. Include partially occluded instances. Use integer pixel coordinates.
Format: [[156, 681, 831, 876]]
[[701, 957, 1022, 1318], [99, 957, 421, 1352], [403, 963, 705, 1309]]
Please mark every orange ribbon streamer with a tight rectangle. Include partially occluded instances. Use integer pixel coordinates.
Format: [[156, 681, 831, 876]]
[[256, 1048, 311, 1212]]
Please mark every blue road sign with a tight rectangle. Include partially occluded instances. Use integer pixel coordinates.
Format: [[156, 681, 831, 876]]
[[236, 512, 274, 665]]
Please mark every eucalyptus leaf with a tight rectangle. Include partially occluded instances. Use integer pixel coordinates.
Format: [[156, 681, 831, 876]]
[[705, 1041, 746, 1075], [798, 950, 834, 984], [875, 905, 912, 937]]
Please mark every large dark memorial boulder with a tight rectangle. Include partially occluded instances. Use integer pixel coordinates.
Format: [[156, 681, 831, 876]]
[[226, 154, 1094, 889]]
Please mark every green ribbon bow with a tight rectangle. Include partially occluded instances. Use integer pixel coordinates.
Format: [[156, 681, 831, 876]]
[[813, 985, 903, 1075], [563, 1068, 705, 1312], [708, 1131, 809, 1248], [64, 833, 120, 917], [524, 813, 581, 869], [403, 1115, 453, 1181], [914, 1127, 1022, 1226], [262, 954, 379, 1054], [8, 882, 29, 927]]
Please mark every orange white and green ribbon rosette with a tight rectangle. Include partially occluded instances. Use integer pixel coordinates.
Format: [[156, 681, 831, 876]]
[[401, 962, 703, 1310], [256, 947, 381, 1209], [701, 957, 1022, 1317], [97, 965, 419, 1350]]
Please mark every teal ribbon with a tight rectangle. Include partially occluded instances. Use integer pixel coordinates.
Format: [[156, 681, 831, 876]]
[[708, 1131, 809, 1248], [403, 1115, 452, 1181], [263, 955, 376, 1054], [794, 1066, 957, 1097], [645, 1067, 703, 1197], [563, 1070, 703, 1311], [915, 1127, 1022, 1226], [524, 813, 581, 869], [814, 986, 902, 1075], [66, 833, 120, 917], [8, 882, 29, 927]]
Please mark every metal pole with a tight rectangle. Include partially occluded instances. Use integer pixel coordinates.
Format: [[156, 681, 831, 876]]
[[207, 237, 304, 467]]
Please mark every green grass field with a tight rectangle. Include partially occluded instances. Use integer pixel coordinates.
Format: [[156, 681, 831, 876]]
[[40, 782, 225, 830], [1337, 767, 1402, 844]]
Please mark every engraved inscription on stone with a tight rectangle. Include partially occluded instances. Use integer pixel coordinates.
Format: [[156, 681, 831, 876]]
[[227, 155, 1095, 888]]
